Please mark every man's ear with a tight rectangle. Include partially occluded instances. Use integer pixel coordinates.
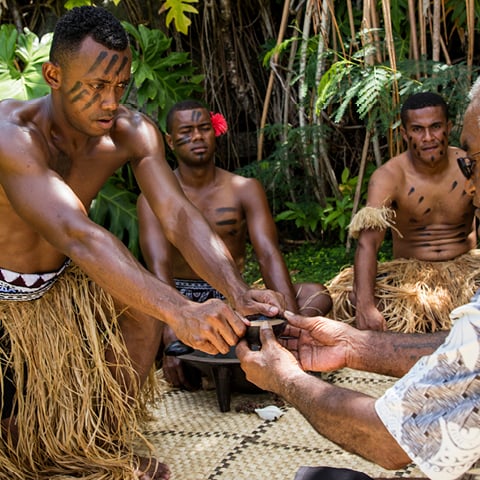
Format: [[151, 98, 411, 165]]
[[165, 132, 174, 151], [400, 125, 408, 143], [42, 61, 61, 89], [447, 119, 453, 136]]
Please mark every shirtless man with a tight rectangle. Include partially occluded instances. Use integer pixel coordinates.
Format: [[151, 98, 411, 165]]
[[0, 7, 283, 479], [137, 100, 332, 389], [236, 85, 480, 472], [328, 92, 477, 333]]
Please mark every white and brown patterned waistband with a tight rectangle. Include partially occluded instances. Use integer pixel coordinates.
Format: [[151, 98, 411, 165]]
[[0, 259, 71, 301]]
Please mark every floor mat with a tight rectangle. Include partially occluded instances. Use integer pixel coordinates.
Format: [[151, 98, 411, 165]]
[[138, 368, 429, 480]]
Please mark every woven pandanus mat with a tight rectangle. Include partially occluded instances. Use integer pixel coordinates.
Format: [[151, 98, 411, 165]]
[[137, 368, 430, 480]]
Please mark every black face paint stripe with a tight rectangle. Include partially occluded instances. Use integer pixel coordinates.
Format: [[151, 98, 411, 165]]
[[68, 81, 83, 95], [423, 208, 431, 215], [87, 51, 108, 74], [451, 181, 458, 191], [72, 90, 88, 103], [104, 54, 119, 74], [175, 135, 191, 147], [408, 187, 415, 195], [191, 110, 201, 122], [418, 196, 424, 204], [115, 56, 129, 76], [82, 93, 101, 110]]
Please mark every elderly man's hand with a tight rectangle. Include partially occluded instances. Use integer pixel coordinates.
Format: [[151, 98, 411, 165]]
[[280, 312, 350, 372], [236, 322, 302, 393]]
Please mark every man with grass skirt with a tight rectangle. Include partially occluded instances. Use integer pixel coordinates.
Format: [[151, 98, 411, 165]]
[[328, 92, 479, 333], [0, 6, 284, 479]]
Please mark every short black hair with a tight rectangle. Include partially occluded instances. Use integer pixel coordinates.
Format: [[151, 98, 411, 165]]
[[400, 92, 448, 126], [166, 100, 208, 133], [50, 6, 129, 66]]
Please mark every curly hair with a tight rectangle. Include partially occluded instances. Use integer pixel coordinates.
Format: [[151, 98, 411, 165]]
[[400, 92, 449, 126], [50, 6, 129, 66]]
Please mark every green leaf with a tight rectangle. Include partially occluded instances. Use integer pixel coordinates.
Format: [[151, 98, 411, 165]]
[[0, 26, 51, 101], [89, 176, 140, 257], [163, 0, 199, 35], [64, 0, 93, 9]]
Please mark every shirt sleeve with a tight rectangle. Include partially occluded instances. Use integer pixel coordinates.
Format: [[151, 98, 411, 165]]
[[375, 295, 480, 480]]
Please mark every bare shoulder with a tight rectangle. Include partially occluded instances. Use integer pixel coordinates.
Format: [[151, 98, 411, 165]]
[[228, 172, 265, 197], [0, 98, 49, 165], [111, 106, 164, 156]]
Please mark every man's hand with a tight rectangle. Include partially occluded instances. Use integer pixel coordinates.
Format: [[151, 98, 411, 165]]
[[355, 304, 387, 331], [236, 322, 302, 394], [233, 288, 285, 317], [280, 312, 352, 372], [172, 298, 246, 355]]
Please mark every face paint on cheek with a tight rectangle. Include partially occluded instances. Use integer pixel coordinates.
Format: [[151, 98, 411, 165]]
[[81, 93, 101, 111], [451, 181, 458, 192], [115, 56, 129, 76], [175, 135, 191, 147], [71, 89, 88, 104], [104, 54, 119, 75], [68, 82, 83, 95], [87, 51, 108, 74]]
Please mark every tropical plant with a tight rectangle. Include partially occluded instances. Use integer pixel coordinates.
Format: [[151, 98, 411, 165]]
[[122, 21, 203, 131], [0, 24, 51, 100]]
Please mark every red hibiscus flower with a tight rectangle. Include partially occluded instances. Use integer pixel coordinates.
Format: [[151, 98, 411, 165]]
[[210, 112, 228, 137]]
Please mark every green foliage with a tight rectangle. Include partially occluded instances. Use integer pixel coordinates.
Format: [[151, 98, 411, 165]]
[[162, 0, 199, 35], [271, 165, 373, 243], [0, 25, 51, 100], [122, 22, 203, 131], [316, 46, 479, 144], [89, 169, 140, 258], [244, 239, 393, 286], [320, 166, 372, 242], [275, 202, 323, 233]]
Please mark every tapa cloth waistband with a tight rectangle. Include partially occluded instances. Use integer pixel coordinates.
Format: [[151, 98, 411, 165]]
[[0, 259, 71, 301], [174, 278, 225, 303]]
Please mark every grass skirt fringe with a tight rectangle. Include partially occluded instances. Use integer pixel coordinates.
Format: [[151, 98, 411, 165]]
[[326, 250, 480, 333], [0, 264, 153, 479]]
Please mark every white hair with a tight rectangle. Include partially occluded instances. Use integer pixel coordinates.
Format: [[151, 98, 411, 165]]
[[468, 76, 480, 102]]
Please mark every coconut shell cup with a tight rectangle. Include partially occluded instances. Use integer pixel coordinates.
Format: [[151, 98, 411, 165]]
[[245, 314, 287, 347]]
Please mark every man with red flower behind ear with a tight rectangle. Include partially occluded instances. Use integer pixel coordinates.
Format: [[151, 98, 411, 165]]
[[137, 100, 332, 389]]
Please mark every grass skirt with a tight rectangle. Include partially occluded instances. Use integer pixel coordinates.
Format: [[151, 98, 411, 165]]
[[326, 250, 480, 333], [0, 264, 154, 479]]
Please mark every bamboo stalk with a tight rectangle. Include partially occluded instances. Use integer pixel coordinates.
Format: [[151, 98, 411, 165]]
[[257, 0, 291, 161], [346, 128, 371, 251], [408, 0, 419, 61], [419, 0, 427, 58], [432, 0, 440, 61]]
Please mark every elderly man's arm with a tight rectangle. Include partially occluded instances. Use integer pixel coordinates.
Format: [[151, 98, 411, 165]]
[[236, 326, 412, 470]]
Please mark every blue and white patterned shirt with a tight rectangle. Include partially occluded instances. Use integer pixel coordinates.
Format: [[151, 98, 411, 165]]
[[375, 291, 480, 479]]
